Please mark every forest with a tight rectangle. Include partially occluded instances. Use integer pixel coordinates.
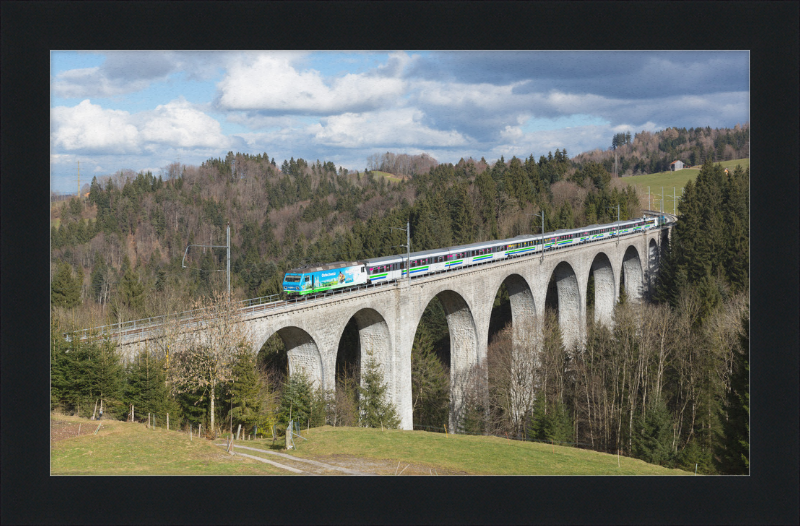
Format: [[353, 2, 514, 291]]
[[50, 125, 749, 474]]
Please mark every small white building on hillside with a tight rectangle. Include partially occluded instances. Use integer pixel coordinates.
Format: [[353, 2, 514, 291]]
[[669, 160, 684, 171]]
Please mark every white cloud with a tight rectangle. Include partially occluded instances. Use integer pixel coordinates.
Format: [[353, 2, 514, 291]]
[[216, 53, 406, 113], [413, 79, 521, 110], [310, 108, 470, 148], [51, 98, 230, 155], [140, 98, 230, 149], [51, 100, 140, 153]]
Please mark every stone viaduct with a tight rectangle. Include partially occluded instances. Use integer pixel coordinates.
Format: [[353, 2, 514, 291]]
[[116, 226, 668, 431]]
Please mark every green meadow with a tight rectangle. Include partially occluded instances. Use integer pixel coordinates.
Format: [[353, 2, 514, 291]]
[[622, 158, 749, 211]]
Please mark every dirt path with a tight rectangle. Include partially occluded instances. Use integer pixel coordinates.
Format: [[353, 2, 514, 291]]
[[233, 445, 378, 476], [50, 418, 100, 445]]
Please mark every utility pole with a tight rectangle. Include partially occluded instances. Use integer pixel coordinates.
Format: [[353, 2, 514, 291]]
[[181, 228, 231, 297], [607, 204, 620, 244], [391, 221, 411, 284], [540, 209, 545, 262], [227, 224, 231, 297], [406, 219, 410, 284], [77, 161, 80, 199]]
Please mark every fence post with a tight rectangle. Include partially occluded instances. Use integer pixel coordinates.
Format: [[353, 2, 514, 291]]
[[148, 413, 151, 429], [167, 413, 169, 431], [236, 424, 241, 441]]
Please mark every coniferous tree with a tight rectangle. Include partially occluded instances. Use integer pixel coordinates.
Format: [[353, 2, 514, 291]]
[[125, 350, 177, 420], [227, 352, 272, 434], [119, 265, 145, 313], [632, 398, 675, 466], [277, 372, 313, 428], [528, 396, 574, 443], [448, 183, 477, 245], [94, 337, 125, 418], [51, 261, 82, 308], [714, 310, 749, 474], [475, 172, 499, 238], [358, 349, 400, 428], [411, 324, 450, 428], [50, 319, 75, 410]]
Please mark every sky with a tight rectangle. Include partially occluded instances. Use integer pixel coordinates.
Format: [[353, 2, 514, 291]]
[[50, 50, 749, 193]]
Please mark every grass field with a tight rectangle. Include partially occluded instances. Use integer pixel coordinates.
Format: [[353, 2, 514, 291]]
[[51, 414, 690, 475], [278, 426, 691, 475], [621, 158, 749, 211], [50, 414, 288, 475]]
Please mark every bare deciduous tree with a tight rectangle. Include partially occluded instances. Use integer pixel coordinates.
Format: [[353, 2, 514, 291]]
[[168, 291, 253, 433]]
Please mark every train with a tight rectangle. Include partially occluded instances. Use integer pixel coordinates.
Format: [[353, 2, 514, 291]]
[[282, 215, 661, 296]]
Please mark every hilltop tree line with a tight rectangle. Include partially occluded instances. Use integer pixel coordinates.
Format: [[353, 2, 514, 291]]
[[573, 123, 749, 176]]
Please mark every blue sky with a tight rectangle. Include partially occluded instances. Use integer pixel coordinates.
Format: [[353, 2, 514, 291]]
[[50, 50, 749, 193]]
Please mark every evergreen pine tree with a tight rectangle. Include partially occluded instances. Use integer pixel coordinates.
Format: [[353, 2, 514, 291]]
[[93, 338, 125, 418], [278, 372, 313, 427], [714, 310, 749, 474], [50, 319, 74, 410], [411, 324, 450, 428], [228, 352, 269, 434], [119, 265, 145, 313], [125, 350, 177, 420], [51, 261, 82, 308], [632, 397, 675, 466], [528, 396, 573, 443], [358, 349, 400, 428]]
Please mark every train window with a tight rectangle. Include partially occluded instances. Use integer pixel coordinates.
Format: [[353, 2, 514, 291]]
[[304, 276, 310, 282]]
